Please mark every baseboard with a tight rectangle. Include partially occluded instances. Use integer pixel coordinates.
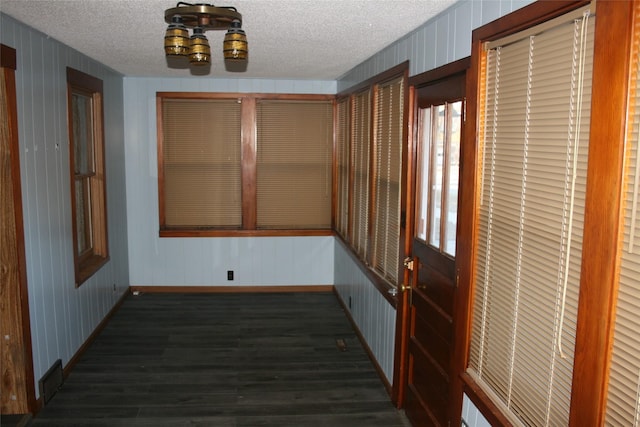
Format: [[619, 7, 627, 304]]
[[332, 287, 393, 396], [129, 285, 334, 294], [62, 289, 131, 378]]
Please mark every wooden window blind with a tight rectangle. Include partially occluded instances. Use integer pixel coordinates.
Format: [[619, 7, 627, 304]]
[[372, 77, 404, 283], [467, 6, 594, 426], [336, 97, 350, 238], [161, 98, 242, 228], [605, 4, 640, 424], [350, 89, 372, 258], [256, 100, 332, 229]]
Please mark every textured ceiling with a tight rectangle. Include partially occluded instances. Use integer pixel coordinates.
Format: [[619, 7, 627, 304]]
[[0, 0, 458, 79]]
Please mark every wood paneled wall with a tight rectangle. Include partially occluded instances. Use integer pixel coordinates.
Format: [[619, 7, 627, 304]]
[[0, 14, 129, 400], [333, 240, 397, 384], [337, 0, 535, 92]]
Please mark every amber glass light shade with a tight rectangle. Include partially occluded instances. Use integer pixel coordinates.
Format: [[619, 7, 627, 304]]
[[189, 27, 211, 65], [164, 15, 189, 56], [223, 19, 248, 61]]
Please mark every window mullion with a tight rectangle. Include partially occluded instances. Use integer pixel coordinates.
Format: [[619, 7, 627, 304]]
[[241, 96, 257, 230]]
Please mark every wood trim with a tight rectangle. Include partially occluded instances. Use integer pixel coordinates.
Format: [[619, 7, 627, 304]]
[[66, 67, 103, 93], [472, 1, 590, 43], [367, 83, 380, 267], [392, 83, 417, 408], [398, 68, 410, 283], [337, 61, 409, 97], [130, 285, 334, 294], [334, 104, 340, 234], [1, 43, 37, 414], [157, 95, 166, 227], [392, 67, 411, 406], [159, 228, 333, 237], [408, 57, 471, 88], [1, 44, 16, 70], [241, 97, 257, 229], [451, 45, 482, 427], [461, 373, 514, 427], [335, 235, 398, 308], [333, 287, 393, 396], [569, 1, 635, 425], [156, 92, 334, 101]]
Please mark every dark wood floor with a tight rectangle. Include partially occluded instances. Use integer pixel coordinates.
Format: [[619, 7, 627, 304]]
[[29, 291, 410, 426]]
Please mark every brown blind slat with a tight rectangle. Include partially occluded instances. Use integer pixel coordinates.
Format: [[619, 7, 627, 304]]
[[350, 89, 372, 257], [162, 98, 242, 227], [256, 100, 332, 229], [372, 77, 404, 284], [336, 98, 350, 237]]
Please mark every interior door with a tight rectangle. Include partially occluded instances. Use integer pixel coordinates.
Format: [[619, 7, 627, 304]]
[[1, 43, 36, 414], [402, 65, 466, 427]]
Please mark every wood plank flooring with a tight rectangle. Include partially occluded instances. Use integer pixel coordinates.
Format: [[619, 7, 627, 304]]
[[29, 291, 411, 426]]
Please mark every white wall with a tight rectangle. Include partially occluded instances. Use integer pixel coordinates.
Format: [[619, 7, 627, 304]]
[[0, 14, 129, 397], [123, 77, 336, 287]]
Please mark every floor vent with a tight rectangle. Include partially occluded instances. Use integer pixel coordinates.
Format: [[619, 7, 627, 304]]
[[39, 359, 63, 405], [335, 338, 348, 352]]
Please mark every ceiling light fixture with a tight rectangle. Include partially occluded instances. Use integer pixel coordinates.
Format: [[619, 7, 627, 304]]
[[164, 2, 248, 67]]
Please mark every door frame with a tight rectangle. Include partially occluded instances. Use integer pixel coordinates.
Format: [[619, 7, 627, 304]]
[[392, 58, 470, 423], [1, 43, 37, 414]]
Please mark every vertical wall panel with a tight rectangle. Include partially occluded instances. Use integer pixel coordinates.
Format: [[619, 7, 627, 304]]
[[1, 13, 129, 398], [453, 2, 473, 61], [334, 240, 396, 383], [337, 0, 535, 92]]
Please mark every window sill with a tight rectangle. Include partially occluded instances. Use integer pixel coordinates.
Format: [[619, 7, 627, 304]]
[[334, 234, 398, 308], [159, 228, 334, 238], [76, 254, 109, 287], [461, 372, 513, 427]]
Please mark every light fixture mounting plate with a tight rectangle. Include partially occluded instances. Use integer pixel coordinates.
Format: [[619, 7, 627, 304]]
[[164, 4, 242, 30]]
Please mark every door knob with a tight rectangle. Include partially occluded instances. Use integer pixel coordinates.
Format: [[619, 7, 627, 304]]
[[388, 284, 411, 297]]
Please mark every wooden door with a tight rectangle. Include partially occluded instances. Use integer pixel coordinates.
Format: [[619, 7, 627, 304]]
[[1, 44, 36, 414], [402, 62, 467, 427]]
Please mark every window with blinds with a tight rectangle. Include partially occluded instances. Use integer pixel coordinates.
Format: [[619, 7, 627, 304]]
[[350, 89, 372, 258], [335, 98, 350, 237], [605, 5, 640, 424], [256, 100, 332, 229], [467, 6, 594, 426], [161, 98, 242, 228], [158, 94, 334, 234], [372, 77, 404, 283]]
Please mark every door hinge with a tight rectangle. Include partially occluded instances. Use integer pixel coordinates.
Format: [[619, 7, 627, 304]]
[[403, 257, 414, 271]]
